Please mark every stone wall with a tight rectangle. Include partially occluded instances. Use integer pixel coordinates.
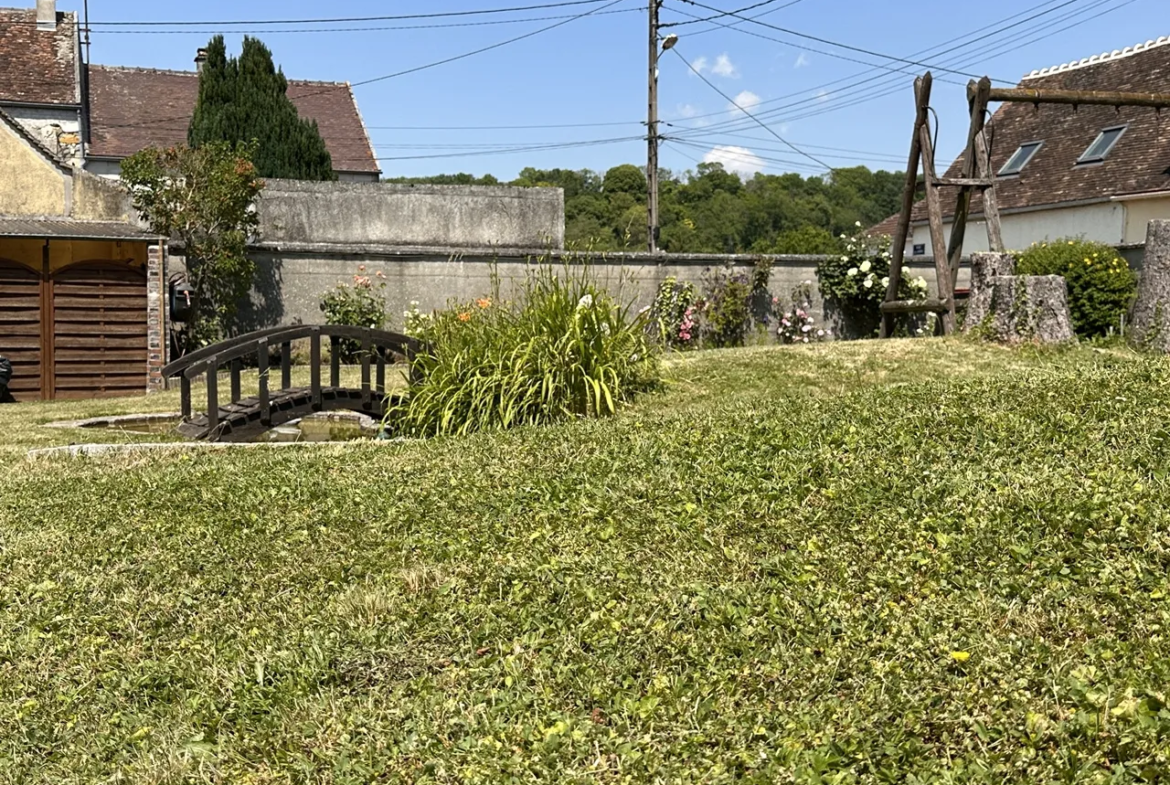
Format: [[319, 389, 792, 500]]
[[255, 180, 566, 251], [207, 245, 957, 339]]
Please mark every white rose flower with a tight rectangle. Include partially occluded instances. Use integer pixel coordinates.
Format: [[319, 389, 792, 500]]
[[860, 261, 872, 273], [577, 294, 593, 309], [847, 267, 858, 277], [881, 276, 890, 288], [841, 255, 849, 262], [863, 277, 874, 288]]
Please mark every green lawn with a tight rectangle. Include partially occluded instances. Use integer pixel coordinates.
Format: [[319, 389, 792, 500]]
[[3, 339, 1170, 781]]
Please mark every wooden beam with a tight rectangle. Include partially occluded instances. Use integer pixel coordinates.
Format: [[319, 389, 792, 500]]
[[978, 84, 1170, 109], [947, 77, 992, 295], [881, 72, 931, 339], [974, 131, 1005, 253], [918, 118, 956, 335], [880, 298, 951, 314], [931, 177, 994, 188]]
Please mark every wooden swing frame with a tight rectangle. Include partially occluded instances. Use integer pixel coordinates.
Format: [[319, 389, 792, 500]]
[[880, 72, 1170, 338]]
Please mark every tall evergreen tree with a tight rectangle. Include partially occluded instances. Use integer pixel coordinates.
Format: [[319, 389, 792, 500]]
[[188, 35, 335, 181]]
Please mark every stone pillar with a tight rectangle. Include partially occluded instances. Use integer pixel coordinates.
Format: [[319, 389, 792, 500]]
[[963, 251, 1015, 331], [146, 243, 166, 393], [1131, 220, 1170, 352], [989, 275, 1075, 344]]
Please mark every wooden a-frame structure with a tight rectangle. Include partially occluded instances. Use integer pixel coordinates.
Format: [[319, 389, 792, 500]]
[[880, 72, 1170, 338]]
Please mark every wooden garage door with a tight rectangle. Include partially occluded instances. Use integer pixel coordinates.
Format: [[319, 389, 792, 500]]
[[52, 262, 148, 400], [0, 259, 43, 401]]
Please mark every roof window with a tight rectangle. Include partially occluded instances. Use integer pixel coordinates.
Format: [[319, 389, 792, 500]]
[[1077, 125, 1127, 164], [998, 141, 1042, 176]]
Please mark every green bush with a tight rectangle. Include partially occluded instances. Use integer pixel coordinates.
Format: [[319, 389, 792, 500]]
[[650, 277, 700, 350], [389, 263, 660, 437], [1015, 239, 1136, 337], [699, 267, 754, 348], [817, 224, 928, 337], [318, 269, 388, 360]]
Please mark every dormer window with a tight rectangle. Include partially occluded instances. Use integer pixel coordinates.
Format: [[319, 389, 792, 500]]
[[998, 141, 1042, 176], [1077, 125, 1127, 165]]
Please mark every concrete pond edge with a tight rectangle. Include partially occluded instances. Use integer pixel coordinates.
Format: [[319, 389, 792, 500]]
[[27, 439, 417, 460]]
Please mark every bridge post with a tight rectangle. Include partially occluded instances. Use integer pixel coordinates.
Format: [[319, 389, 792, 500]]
[[257, 338, 271, 426], [376, 348, 386, 395], [310, 327, 322, 411], [230, 358, 242, 404], [361, 329, 372, 407], [330, 336, 341, 388], [206, 356, 219, 430], [281, 342, 292, 390], [180, 374, 192, 419]]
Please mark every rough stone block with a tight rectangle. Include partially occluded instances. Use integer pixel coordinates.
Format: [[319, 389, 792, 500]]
[[1131, 219, 1170, 352], [988, 274, 1075, 344], [963, 252, 1016, 332]]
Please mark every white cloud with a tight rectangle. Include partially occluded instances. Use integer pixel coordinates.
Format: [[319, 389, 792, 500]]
[[816, 89, 831, 103], [688, 56, 708, 77], [676, 103, 699, 118], [703, 145, 765, 176], [794, 52, 810, 68], [727, 90, 761, 117], [712, 54, 739, 78]]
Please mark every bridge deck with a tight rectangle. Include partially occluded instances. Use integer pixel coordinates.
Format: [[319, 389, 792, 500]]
[[179, 386, 402, 442]]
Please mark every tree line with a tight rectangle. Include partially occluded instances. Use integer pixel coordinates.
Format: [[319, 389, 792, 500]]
[[384, 163, 904, 255]]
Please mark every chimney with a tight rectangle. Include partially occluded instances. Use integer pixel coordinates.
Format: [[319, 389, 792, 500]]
[[194, 48, 208, 74], [36, 0, 56, 31]]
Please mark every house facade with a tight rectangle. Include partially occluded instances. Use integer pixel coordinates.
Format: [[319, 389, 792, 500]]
[[873, 36, 1170, 256], [0, 109, 165, 401], [0, 1, 380, 182]]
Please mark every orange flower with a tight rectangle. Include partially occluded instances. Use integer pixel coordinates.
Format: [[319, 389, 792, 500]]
[[476, 297, 492, 309], [458, 311, 472, 322]]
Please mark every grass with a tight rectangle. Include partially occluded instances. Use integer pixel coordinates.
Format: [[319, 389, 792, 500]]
[[2, 338, 1170, 781]]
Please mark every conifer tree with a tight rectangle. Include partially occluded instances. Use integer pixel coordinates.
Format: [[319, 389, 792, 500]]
[[188, 35, 335, 181]]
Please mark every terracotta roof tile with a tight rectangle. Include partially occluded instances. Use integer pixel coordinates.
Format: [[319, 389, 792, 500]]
[[0, 8, 78, 105], [85, 65, 379, 175], [872, 37, 1170, 234]]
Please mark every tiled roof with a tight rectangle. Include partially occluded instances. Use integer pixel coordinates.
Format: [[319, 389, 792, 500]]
[[0, 217, 161, 241], [85, 65, 380, 174], [0, 8, 79, 105], [872, 35, 1170, 234]]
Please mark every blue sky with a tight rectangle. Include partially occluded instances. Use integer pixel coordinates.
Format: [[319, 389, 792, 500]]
[[82, 0, 1155, 180]]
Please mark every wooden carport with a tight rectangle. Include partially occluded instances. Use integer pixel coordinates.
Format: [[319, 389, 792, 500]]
[[0, 218, 164, 401]]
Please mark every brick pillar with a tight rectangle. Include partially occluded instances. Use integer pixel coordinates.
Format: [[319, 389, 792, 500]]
[[146, 243, 166, 393]]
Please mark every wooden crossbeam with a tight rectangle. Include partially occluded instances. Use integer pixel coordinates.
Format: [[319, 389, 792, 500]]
[[880, 298, 951, 314], [978, 84, 1170, 109], [931, 177, 994, 188]]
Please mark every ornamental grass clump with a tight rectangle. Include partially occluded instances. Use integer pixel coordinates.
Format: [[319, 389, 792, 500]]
[[389, 262, 660, 437]]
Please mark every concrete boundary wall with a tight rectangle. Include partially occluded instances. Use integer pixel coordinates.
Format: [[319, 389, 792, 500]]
[[255, 180, 565, 250], [224, 244, 962, 338]]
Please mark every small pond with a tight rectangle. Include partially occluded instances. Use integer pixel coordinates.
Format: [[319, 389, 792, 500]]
[[50, 411, 384, 443]]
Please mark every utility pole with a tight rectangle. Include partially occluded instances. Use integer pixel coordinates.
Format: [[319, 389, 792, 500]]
[[646, 0, 660, 253]]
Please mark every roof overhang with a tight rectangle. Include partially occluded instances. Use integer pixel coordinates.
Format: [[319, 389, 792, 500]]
[[0, 217, 163, 242], [1110, 190, 1170, 202]]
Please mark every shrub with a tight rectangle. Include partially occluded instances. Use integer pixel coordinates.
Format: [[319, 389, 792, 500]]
[[817, 224, 928, 337], [1015, 239, 1136, 337], [650, 277, 701, 350], [389, 263, 660, 437], [318, 268, 388, 361], [700, 267, 754, 348], [775, 281, 830, 344]]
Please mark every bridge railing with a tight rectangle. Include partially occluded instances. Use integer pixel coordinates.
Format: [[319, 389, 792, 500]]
[[161, 325, 422, 430]]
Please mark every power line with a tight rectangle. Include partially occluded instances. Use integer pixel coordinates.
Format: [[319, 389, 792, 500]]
[[90, 8, 641, 35], [359, 135, 646, 162], [660, 0, 793, 28], [366, 121, 641, 131], [669, 46, 833, 170], [664, 0, 1103, 138], [676, 0, 1010, 81], [85, 0, 615, 26], [94, 0, 628, 133], [680, 0, 805, 38]]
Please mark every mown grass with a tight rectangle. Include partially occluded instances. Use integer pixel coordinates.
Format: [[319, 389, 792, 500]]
[[2, 339, 1170, 782]]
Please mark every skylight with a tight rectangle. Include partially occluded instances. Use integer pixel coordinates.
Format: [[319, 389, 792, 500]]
[[1077, 125, 1127, 164], [998, 141, 1043, 176]]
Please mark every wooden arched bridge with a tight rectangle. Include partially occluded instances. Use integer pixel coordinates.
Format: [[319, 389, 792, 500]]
[[163, 325, 422, 442]]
